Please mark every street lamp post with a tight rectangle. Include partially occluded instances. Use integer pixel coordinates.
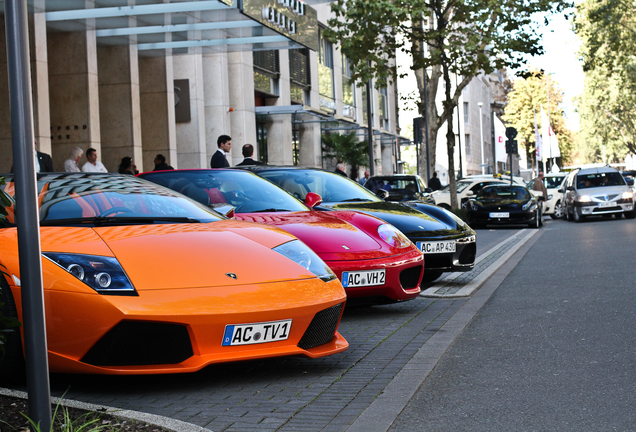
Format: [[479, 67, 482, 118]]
[[546, 73, 553, 172], [478, 102, 485, 175]]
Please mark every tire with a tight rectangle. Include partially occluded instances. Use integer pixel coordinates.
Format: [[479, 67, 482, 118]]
[[422, 270, 444, 283], [0, 279, 25, 385], [625, 210, 636, 219], [573, 206, 584, 223], [551, 201, 563, 219]]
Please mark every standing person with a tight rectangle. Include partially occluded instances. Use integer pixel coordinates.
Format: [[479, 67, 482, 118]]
[[211, 135, 231, 168], [81, 148, 108, 173], [64, 147, 84, 172], [236, 144, 264, 166], [12, 140, 55, 173], [335, 163, 348, 177], [153, 154, 174, 171], [428, 171, 442, 191], [533, 171, 548, 201], [117, 157, 138, 175], [359, 170, 370, 186]]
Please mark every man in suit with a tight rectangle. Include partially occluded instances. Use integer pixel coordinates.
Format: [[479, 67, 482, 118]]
[[236, 144, 264, 166], [11, 140, 55, 173], [211, 135, 232, 168]]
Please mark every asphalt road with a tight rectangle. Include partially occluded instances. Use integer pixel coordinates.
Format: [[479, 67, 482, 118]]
[[390, 216, 636, 431]]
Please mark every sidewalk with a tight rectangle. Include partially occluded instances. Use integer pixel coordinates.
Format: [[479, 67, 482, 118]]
[[2, 229, 541, 432]]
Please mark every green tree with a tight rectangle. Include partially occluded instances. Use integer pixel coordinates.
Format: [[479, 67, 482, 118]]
[[502, 70, 573, 169], [575, 0, 636, 162], [321, 132, 370, 179], [327, 0, 567, 208]]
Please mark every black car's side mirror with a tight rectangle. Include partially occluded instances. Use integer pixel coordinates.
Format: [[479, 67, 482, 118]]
[[376, 189, 389, 200], [424, 187, 433, 193], [538, 196, 546, 202], [567, 186, 574, 191], [557, 188, 564, 193]]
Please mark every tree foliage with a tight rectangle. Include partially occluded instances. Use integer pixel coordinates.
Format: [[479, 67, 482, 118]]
[[502, 70, 573, 168], [327, 0, 568, 208], [321, 132, 370, 179], [575, 0, 636, 163]]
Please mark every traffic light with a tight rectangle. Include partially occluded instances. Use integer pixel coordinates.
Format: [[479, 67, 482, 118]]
[[505, 139, 518, 154]]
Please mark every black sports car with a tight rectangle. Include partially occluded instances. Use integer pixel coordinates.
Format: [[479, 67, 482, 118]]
[[465, 184, 543, 229], [237, 166, 476, 282], [364, 174, 436, 206]]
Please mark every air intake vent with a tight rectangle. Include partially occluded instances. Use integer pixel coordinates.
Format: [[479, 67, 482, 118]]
[[298, 303, 343, 350], [400, 265, 423, 290], [81, 321, 193, 366]]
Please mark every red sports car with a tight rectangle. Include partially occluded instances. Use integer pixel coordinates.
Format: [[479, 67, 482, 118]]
[[139, 169, 424, 303]]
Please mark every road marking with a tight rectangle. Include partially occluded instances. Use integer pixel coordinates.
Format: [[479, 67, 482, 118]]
[[422, 229, 540, 297]]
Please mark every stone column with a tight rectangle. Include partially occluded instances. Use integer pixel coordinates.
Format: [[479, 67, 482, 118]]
[[48, 30, 101, 170], [173, 52, 206, 168], [139, 56, 177, 172], [264, 49, 293, 165], [227, 50, 257, 166], [202, 51, 230, 165], [298, 49, 322, 168], [97, 44, 142, 172]]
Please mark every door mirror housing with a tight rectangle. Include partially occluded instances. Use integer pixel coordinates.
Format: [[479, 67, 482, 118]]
[[376, 189, 389, 200], [304, 192, 323, 209], [209, 203, 235, 219]]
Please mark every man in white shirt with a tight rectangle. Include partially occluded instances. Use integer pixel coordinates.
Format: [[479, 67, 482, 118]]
[[81, 148, 107, 173]]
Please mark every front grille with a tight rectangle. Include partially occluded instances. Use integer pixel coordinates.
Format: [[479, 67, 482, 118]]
[[81, 321, 193, 366], [424, 254, 451, 269], [400, 265, 423, 289], [298, 303, 343, 350], [458, 243, 476, 264]]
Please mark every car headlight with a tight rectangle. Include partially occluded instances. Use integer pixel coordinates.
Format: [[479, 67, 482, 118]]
[[579, 195, 591, 203], [622, 191, 634, 199], [273, 240, 337, 283], [522, 201, 536, 211], [43, 253, 136, 295], [547, 194, 553, 200], [377, 224, 412, 248]]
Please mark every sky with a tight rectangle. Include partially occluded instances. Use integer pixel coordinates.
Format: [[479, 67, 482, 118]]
[[397, 9, 585, 134]]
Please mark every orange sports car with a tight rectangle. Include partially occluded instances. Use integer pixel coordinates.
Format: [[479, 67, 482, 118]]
[[0, 173, 347, 381]]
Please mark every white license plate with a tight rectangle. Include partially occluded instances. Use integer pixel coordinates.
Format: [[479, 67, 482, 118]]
[[342, 270, 386, 287], [598, 201, 614, 208], [417, 240, 456, 254], [222, 319, 292, 346], [489, 212, 509, 218]]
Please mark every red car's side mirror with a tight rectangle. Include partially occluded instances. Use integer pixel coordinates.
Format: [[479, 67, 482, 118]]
[[305, 192, 323, 209]]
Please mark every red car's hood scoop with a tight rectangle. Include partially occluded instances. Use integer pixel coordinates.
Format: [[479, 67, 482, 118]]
[[236, 211, 382, 254]]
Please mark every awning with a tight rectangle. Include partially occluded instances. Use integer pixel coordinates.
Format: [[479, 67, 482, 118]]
[[8, 0, 318, 55]]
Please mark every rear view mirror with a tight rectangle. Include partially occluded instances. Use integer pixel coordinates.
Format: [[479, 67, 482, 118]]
[[209, 203, 235, 219], [305, 192, 323, 209], [465, 190, 474, 196], [376, 189, 389, 200], [424, 187, 433, 193]]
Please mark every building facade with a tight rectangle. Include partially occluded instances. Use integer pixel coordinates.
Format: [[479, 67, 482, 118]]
[[0, 0, 404, 178]]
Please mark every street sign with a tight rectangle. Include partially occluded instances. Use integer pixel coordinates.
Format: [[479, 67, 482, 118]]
[[479, 163, 489, 167]]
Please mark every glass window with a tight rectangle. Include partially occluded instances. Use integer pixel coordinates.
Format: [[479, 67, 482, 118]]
[[319, 29, 335, 112], [464, 102, 469, 124], [378, 87, 389, 130], [341, 54, 355, 119], [361, 84, 373, 126], [465, 134, 471, 155]]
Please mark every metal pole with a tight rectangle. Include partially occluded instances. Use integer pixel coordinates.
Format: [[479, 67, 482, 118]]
[[4, 1, 52, 430], [366, 77, 374, 176], [546, 74, 552, 172], [455, 74, 462, 179], [478, 102, 485, 175], [423, 70, 431, 182]]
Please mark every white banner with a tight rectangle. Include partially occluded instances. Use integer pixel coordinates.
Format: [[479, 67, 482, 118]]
[[541, 107, 561, 160], [534, 110, 542, 162], [494, 116, 507, 164]]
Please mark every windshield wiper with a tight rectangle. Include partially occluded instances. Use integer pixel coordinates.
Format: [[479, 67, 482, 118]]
[[40, 216, 201, 226], [251, 208, 292, 213]]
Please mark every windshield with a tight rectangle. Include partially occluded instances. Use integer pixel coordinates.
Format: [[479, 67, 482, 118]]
[[439, 181, 472, 193], [545, 176, 565, 189], [139, 169, 308, 213], [0, 173, 222, 226], [576, 172, 626, 189], [365, 176, 420, 201], [256, 169, 381, 203], [476, 186, 531, 201]]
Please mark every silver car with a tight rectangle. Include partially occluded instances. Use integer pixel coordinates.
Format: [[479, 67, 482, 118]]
[[562, 166, 636, 222]]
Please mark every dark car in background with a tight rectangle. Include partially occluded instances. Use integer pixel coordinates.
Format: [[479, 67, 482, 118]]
[[562, 166, 635, 222], [364, 174, 435, 206], [465, 184, 544, 228], [237, 166, 477, 282]]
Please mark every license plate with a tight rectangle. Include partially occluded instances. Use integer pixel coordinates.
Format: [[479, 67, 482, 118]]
[[489, 212, 509, 218], [417, 240, 456, 254], [598, 201, 614, 208], [342, 270, 386, 287], [222, 319, 292, 346]]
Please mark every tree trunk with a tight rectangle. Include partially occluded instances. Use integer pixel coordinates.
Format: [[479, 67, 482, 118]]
[[442, 61, 458, 209]]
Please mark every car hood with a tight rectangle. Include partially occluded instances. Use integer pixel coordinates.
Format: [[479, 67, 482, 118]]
[[318, 201, 474, 240], [235, 211, 395, 260], [471, 198, 531, 211], [22, 221, 317, 291], [577, 185, 629, 198]]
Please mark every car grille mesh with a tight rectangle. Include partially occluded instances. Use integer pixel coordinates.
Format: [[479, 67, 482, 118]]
[[298, 303, 343, 350], [399, 265, 423, 289], [459, 243, 476, 264], [81, 321, 194, 366]]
